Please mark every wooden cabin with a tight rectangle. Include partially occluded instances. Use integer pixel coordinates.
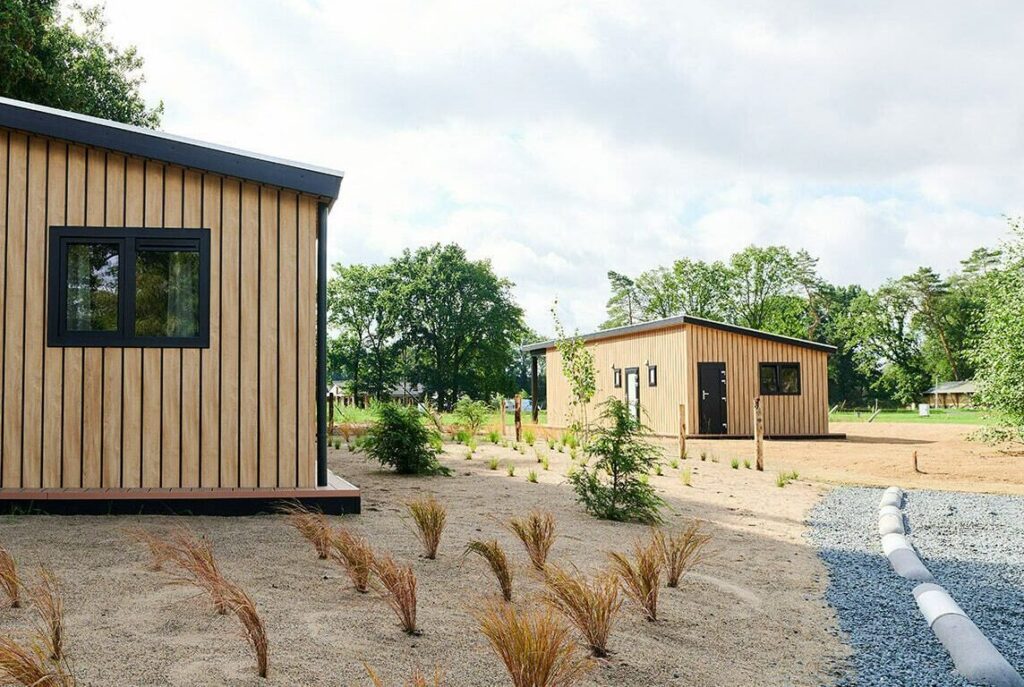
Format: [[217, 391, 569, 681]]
[[524, 315, 840, 439], [0, 96, 358, 513]]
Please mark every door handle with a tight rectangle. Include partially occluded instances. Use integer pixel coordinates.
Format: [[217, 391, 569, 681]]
[[701, 391, 709, 400]]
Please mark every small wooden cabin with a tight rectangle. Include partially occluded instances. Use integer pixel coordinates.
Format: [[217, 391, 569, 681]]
[[525, 315, 839, 439], [0, 96, 358, 513]]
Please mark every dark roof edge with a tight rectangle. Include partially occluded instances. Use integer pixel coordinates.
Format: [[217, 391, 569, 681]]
[[0, 97, 343, 202], [522, 314, 837, 354]]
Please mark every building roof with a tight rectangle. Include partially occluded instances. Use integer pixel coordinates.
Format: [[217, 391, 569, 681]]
[[0, 97, 343, 203], [924, 380, 976, 394], [522, 314, 837, 354]]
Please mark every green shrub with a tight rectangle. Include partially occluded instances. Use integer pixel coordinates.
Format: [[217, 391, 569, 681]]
[[730, 459, 739, 470], [547, 438, 555, 450], [359, 403, 449, 475], [743, 459, 751, 469], [465, 450, 473, 461], [453, 395, 491, 436], [668, 458, 679, 470], [526, 470, 538, 483], [454, 429, 471, 444], [468, 437, 478, 452], [524, 429, 536, 446], [654, 464, 663, 476], [541, 455, 550, 471], [568, 398, 664, 524], [487, 430, 501, 444], [681, 468, 692, 486], [506, 463, 516, 477], [487, 458, 500, 470], [775, 470, 800, 488]]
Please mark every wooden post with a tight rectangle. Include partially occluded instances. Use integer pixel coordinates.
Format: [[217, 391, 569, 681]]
[[531, 355, 540, 423], [327, 392, 336, 437], [913, 450, 921, 474], [499, 397, 507, 438], [753, 396, 764, 471], [514, 394, 523, 443], [678, 403, 687, 459]]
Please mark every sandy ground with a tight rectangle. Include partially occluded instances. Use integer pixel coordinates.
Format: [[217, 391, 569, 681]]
[[0, 438, 850, 686], [683, 422, 1024, 495]]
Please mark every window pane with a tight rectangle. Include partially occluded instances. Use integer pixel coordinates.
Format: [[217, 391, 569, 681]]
[[780, 365, 800, 394], [66, 243, 119, 332], [135, 249, 200, 337], [760, 364, 778, 393]]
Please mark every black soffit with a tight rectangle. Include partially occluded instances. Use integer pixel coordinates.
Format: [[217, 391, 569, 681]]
[[0, 96, 343, 202]]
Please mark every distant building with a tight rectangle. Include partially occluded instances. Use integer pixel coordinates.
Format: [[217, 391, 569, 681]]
[[922, 381, 976, 408]]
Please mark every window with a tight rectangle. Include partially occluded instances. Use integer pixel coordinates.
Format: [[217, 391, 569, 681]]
[[759, 362, 800, 396], [647, 364, 657, 386], [613, 367, 622, 388], [48, 227, 210, 348]]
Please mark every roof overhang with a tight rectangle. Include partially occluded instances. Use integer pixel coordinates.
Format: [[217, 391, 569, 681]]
[[522, 314, 837, 354], [0, 97, 343, 204]]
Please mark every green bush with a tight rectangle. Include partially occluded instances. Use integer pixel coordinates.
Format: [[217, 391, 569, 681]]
[[730, 458, 739, 469], [487, 430, 501, 444], [454, 429, 471, 444], [524, 429, 536, 446], [568, 398, 664, 524], [453, 395, 491, 436], [359, 403, 450, 475]]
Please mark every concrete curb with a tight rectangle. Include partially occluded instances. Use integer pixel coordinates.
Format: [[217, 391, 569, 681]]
[[879, 487, 1024, 687]]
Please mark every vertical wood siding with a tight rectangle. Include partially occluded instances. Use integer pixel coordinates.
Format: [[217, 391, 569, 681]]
[[542, 322, 830, 437], [0, 128, 319, 489]]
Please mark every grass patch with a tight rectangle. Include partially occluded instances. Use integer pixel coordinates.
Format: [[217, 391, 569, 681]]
[[507, 510, 556, 572], [776, 470, 800, 488], [608, 534, 663, 622], [465, 540, 514, 602], [371, 554, 419, 634], [407, 495, 447, 560], [541, 565, 622, 657]]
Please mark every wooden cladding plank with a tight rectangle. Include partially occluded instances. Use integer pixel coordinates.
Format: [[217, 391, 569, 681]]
[[277, 192, 298, 488], [160, 168, 183, 488], [80, 149, 106, 488], [200, 174, 221, 487], [101, 154, 126, 488], [0, 132, 7, 486], [258, 187, 278, 487], [2, 134, 28, 487], [41, 142, 67, 488], [219, 179, 240, 487], [121, 157, 144, 487], [141, 160, 163, 487], [238, 183, 259, 487], [21, 137, 47, 487], [180, 169, 202, 487], [297, 197, 314, 487]]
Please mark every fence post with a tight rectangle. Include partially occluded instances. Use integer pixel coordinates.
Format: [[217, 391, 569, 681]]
[[514, 394, 522, 443], [754, 396, 764, 471], [328, 392, 335, 437], [678, 403, 687, 459], [499, 397, 507, 438]]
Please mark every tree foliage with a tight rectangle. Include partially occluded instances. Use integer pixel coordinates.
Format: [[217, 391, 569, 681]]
[[0, 1, 162, 126], [551, 302, 596, 441], [569, 398, 664, 524], [359, 403, 449, 475], [326, 244, 526, 409]]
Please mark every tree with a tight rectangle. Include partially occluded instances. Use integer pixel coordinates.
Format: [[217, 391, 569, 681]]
[[601, 271, 643, 329], [0, 1, 162, 127], [973, 218, 1024, 438], [551, 302, 596, 441], [393, 244, 525, 409], [668, 258, 731, 320], [569, 398, 664, 524], [326, 264, 400, 401], [724, 245, 817, 336], [813, 284, 874, 406], [359, 403, 449, 475]]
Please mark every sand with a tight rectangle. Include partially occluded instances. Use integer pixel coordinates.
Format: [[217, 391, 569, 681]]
[[0, 436, 853, 686]]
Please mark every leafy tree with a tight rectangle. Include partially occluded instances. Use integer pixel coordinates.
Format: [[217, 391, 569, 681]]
[[551, 302, 596, 441], [0, 1, 162, 126], [569, 398, 664, 524], [393, 244, 525, 409], [453, 395, 490, 436], [973, 219, 1024, 437], [725, 245, 817, 336], [601, 271, 643, 328], [359, 403, 449, 475], [813, 284, 874, 405], [668, 258, 731, 320]]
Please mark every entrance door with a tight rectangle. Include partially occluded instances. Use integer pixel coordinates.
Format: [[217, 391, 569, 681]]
[[697, 362, 727, 434], [624, 367, 640, 421]]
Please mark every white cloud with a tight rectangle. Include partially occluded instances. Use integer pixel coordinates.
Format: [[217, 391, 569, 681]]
[[93, 0, 1024, 333]]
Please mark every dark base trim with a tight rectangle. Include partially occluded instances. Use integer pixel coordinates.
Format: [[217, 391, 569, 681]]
[[0, 495, 361, 516], [684, 433, 847, 441]]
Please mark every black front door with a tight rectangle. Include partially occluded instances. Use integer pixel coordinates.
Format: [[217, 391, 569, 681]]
[[697, 362, 727, 434], [624, 367, 640, 421]]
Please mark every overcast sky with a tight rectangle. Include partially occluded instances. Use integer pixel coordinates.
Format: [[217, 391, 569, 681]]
[[97, 0, 1024, 334]]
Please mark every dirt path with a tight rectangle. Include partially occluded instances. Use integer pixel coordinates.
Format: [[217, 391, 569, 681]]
[[0, 440, 849, 686], [677, 422, 1024, 495]]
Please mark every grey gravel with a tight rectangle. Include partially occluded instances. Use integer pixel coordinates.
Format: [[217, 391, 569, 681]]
[[808, 487, 1024, 686]]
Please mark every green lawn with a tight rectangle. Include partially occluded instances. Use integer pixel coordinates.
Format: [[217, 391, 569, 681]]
[[331, 405, 547, 427], [831, 408, 1001, 425]]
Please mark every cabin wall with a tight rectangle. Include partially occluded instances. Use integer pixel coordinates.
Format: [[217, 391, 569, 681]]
[[685, 323, 830, 436], [0, 128, 318, 490], [542, 326, 688, 436]]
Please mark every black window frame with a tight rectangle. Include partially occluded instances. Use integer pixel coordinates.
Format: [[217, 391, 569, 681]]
[[612, 366, 622, 388], [759, 362, 801, 396], [48, 227, 211, 348], [647, 364, 657, 387]]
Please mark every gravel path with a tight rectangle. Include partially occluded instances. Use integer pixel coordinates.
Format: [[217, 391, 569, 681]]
[[808, 487, 1024, 686]]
